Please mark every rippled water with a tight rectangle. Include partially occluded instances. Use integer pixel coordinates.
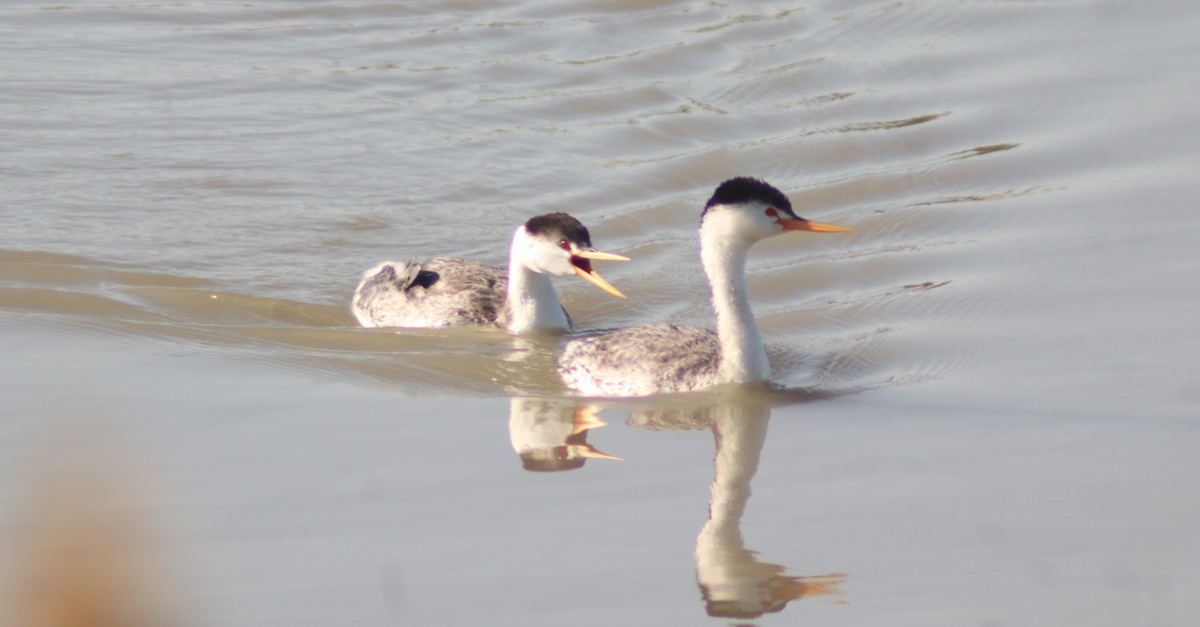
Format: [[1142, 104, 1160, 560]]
[[3, 1, 1200, 625]]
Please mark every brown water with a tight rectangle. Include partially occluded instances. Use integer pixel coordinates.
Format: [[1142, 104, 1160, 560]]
[[3, 1, 1199, 625]]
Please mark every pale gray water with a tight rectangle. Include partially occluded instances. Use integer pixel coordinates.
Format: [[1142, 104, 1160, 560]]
[[3, 0, 1200, 625]]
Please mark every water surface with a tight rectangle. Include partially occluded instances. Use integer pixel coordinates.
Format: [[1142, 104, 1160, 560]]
[[3, 1, 1199, 625]]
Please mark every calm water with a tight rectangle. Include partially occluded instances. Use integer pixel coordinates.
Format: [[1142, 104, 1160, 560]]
[[3, 0, 1199, 625]]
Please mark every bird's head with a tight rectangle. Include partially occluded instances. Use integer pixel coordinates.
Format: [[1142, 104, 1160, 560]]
[[700, 177, 852, 246], [514, 212, 628, 297]]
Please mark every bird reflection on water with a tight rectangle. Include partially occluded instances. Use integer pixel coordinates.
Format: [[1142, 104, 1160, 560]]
[[507, 397, 623, 472], [507, 392, 848, 619], [629, 397, 847, 619]]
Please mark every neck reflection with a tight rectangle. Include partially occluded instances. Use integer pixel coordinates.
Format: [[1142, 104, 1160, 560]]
[[630, 399, 846, 620]]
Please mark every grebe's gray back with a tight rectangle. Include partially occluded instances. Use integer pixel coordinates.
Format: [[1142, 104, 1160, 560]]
[[353, 212, 627, 333], [558, 178, 853, 396]]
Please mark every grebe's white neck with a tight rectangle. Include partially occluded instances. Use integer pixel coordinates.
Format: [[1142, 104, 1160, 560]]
[[507, 226, 570, 334], [700, 213, 770, 384]]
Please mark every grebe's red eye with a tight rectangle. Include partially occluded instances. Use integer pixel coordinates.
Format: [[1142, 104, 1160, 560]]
[[765, 208, 778, 217], [558, 239, 570, 250]]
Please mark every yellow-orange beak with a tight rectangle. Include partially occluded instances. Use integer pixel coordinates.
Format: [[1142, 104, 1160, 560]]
[[779, 218, 854, 233], [772, 573, 849, 602], [570, 404, 607, 436], [573, 444, 624, 461], [570, 250, 628, 298], [563, 405, 623, 461], [573, 250, 630, 262]]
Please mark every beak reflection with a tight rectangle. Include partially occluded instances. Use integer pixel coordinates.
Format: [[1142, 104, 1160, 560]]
[[508, 398, 623, 472]]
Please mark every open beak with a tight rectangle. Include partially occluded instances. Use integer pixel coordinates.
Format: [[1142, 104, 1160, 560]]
[[570, 404, 607, 436], [570, 250, 628, 298], [779, 218, 854, 233], [573, 250, 630, 262]]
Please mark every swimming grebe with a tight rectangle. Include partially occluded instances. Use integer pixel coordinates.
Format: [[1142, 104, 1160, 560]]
[[558, 178, 851, 395], [353, 212, 627, 333]]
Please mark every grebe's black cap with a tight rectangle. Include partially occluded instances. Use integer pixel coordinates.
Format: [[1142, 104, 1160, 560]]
[[702, 177, 796, 219], [524, 212, 592, 247]]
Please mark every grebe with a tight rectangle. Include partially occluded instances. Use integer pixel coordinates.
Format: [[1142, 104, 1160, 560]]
[[557, 177, 852, 396], [352, 213, 627, 334]]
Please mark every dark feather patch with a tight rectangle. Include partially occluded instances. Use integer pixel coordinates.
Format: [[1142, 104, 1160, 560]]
[[411, 269, 439, 290], [524, 212, 592, 247], [701, 177, 796, 219]]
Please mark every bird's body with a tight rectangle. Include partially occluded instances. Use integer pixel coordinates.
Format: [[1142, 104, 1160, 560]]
[[559, 324, 721, 397], [558, 177, 852, 397], [352, 213, 626, 334], [353, 257, 508, 328]]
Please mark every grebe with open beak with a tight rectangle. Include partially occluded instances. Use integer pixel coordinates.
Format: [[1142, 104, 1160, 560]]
[[353, 213, 627, 334]]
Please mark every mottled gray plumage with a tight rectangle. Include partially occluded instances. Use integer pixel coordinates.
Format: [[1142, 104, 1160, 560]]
[[353, 257, 573, 329], [558, 324, 721, 396], [352, 257, 507, 328], [351, 212, 613, 331]]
